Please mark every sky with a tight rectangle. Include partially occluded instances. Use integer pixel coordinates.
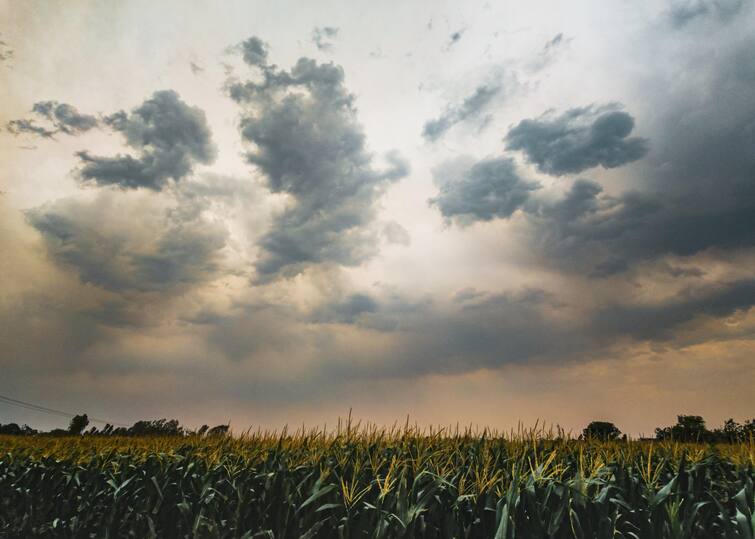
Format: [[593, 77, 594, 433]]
[[1, 0, 754, 436]]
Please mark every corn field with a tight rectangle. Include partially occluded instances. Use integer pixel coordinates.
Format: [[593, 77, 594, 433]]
[[1, 424, 754, 538]]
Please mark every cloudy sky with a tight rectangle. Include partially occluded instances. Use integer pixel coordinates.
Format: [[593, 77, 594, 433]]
[[1, 0, 754, 436]]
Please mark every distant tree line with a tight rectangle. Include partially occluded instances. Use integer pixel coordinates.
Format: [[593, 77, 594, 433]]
[[2, 414, 754, 441], [581, 415, 755, 442], [0, 414, 229, 437]]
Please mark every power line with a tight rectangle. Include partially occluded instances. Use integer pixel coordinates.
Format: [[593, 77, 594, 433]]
[[0, 393, 129, 427]]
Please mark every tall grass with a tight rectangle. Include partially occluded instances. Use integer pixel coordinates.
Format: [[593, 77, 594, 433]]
[[1, 422, 753, 537]]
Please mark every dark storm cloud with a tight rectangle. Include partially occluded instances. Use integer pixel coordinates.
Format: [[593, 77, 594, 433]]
[[306, 288, 583, 379], [593, 279, 755, 341], [26, 192, 227, 294], [302, 277, 755, 381], [587, 256, 629, 278], [505, 105, 649, 176], [430, 157, 539, 224], [669, 0, 751, 27], [230, 39, 409, 279], [526, 177, 755, 278], [311, 26, 339, 51], [519, 35, 755, 277], [422, 83, 502, 141], [76, 90, 215, 190], [6, 101, 97, 138]]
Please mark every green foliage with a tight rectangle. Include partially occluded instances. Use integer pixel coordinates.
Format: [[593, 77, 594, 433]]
[[67, 413, 89, 436], [1, 427, 754, 538], [582, 421, 621, 441], [655, 416, 755, 443]]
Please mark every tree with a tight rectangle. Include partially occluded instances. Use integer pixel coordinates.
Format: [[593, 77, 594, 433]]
[[0, 423, 22, 435], [582, 421, 622, 441], [68, 414, 89, 435], [655, 415, 710, 442], [719, 418, 741, 443], [127, 418, 183, 437], [207, 424, 230, 437]]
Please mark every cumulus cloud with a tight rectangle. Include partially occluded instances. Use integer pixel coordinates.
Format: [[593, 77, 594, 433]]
[[430, 157, 539, 224], [422, 83, 502, 141], [311, 26, 339, 51], [240, 36, 268, 67], [505, 104, 649, 176], [230, 39, 409, 280], [76, 90, 216, 190], [6, 101, 98, 138]]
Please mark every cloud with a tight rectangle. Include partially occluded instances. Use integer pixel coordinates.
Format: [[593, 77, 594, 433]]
[[230, 39, 409, 280], [448, 30, 465, 48], [26, 190, 227, 294], [422, 83, 502, 141], [240, 36, 268, 67], [527, 32, 572, 72], [546, 33, 565, 49], [189, 61, 204, 75], [669, 0, 750, 27], [6, 119, 56, 138], [0, 35, 13, 64], [381, 221, 411, 246], [6, 101, 97, 138], [311, 293, 379, 323], [311, 26, 339, 51], [302, 279, 755, 380], [430, 156, 539, 224], [517, 36, 755, 277], [593, 278, 755, 341], [505, 104, 649, 176], [523, 175, 755, 279], [76, 90, 216, 190]]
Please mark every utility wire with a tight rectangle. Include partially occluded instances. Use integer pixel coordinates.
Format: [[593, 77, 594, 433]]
[[0, 393, 129, 427]]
